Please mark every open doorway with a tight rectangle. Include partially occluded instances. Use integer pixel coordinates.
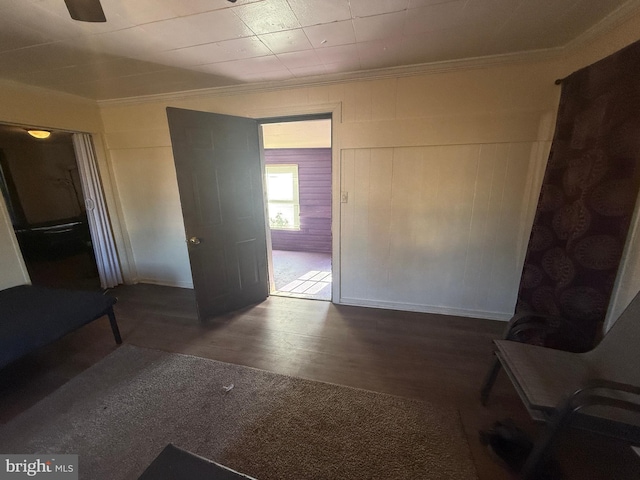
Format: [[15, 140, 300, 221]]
[[0, 124, 100, 290], [260, 117, 332, 301]]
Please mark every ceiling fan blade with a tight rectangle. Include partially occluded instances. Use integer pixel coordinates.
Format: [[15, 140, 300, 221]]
[[64, 0, 106, 22]]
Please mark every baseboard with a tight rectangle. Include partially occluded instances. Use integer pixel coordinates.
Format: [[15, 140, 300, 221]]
[[136, 277, 194, 289], [338, 297, 512, 321], [119, 282, 511, 320]]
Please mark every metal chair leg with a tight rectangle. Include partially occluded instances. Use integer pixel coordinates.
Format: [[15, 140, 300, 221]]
[[520, 401, 574, 479], [481, 356, 502, 405], [107, 307, 123, 344]]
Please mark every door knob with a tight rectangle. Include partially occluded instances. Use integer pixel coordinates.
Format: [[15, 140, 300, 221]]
[[188, 236, 201, 245]]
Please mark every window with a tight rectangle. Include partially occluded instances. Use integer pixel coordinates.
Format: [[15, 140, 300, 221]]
[[265, 164, 300, 230]]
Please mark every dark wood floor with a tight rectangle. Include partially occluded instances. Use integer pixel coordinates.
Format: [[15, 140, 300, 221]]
[[1, 283, 638, 479]]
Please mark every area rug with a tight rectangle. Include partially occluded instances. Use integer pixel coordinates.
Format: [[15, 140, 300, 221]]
[[0, 345, 478, 479]]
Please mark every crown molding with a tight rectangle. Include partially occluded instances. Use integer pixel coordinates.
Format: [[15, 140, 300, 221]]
[[562, 0, 640, 54], [97, 0, 640, 108], [97, 47, 562, 108]]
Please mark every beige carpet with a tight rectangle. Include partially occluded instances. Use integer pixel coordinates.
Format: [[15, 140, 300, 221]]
[[0, 345, 478, 479]]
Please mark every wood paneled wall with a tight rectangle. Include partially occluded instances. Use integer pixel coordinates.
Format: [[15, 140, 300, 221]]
[[265, 148, 331, 253], [98, 60, 562, 312], [341, 143, 547, 319]]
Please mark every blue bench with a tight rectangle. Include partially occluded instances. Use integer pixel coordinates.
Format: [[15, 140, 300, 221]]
[[0, 284, 121, 369]]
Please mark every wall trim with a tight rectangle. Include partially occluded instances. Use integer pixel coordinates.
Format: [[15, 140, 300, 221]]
[[339, 297, 512, 322], [562, 0, 640, 55], [97, 48, 561, 108], [247, 103, 342, 121], [136, 277, 194, 289], [95, 0, 640, 108]]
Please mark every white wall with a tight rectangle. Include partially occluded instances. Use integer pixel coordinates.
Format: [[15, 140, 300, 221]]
[[0, 194, 29, 290], [0, 80, 103, 133], [99, 58, 561, 318], [107, 147, 191, 287], [607, 197, 640, 329], [262, 119, 331, 149], [340, 143, 549, 318]]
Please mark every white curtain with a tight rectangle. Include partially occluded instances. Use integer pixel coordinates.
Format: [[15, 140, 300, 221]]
[[72, 133, 123, 289]]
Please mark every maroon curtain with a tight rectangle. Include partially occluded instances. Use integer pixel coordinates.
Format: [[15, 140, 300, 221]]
[[516, 40, 640, 351]]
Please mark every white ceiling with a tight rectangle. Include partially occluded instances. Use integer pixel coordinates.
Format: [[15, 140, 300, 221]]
[[0, 0, 638, 101]]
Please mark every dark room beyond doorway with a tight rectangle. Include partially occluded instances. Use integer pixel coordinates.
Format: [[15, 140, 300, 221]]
[[0, 124, 100, 291]]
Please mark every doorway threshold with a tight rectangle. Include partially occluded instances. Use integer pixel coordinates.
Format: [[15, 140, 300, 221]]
[[271, 250, 331, 301]]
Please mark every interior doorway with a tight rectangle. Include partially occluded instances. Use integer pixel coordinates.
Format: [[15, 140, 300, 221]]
[[260, 117, 332, 301], [0, 124, 100, 290]]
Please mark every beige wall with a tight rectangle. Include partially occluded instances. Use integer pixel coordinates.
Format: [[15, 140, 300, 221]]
[[99, 58, 561, 317], [0, 80, 103, 133], [262, 119, 331, 149]]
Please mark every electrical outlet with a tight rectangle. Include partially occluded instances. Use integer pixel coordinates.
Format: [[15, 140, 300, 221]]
[[341, 191, 348, 203]]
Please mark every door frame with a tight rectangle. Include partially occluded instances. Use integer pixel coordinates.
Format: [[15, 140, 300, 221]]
[[0, 122, 129, 288], [258, 113, 333, 299], [249, 103, 341, 303]]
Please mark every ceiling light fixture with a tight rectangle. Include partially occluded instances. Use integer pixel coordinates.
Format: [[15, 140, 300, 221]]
[[27, 129, 51, 139]]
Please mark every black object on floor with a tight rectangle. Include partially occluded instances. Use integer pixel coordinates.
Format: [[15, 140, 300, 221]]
[[480, 419, 562, 480], [138, 444, 257, 480]]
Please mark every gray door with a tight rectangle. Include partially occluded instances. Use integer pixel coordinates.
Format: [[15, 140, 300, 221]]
[[167, 107, 269, 320]]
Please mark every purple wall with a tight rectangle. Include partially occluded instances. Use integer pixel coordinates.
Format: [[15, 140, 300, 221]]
[[264, 148, 331, 253]]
